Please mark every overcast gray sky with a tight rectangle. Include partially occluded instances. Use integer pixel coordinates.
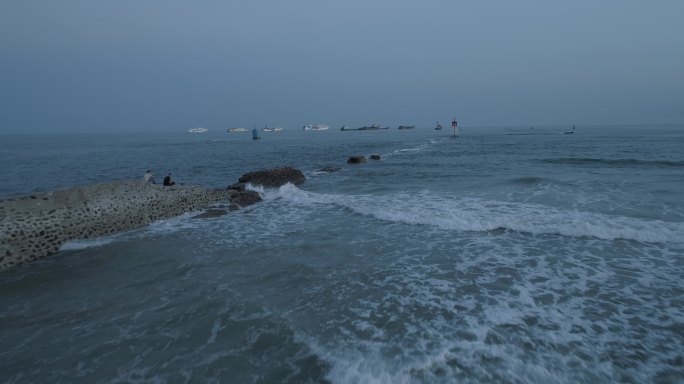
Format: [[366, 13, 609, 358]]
[[1, 0, 682, 133]]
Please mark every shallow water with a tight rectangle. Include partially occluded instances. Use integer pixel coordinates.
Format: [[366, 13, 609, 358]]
[[1, 125, 683, 383]]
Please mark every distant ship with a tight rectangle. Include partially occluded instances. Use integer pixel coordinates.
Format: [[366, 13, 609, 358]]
[[187, 127, 208, 133], [262, 126, 284, 132], [303, 124, 329, 131], [340, 124, 390, 131], [435, 122, 443, 130], [228, 127, 247, 133], [398, 125, 415, 130], [360, 124, 389, 130], [341, 124, 389, 131], [360, 124, 388, 130]]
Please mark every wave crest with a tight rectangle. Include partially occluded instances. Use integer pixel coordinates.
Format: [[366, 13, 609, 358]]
[[271, 184, 684, 244], [541, 158, 684, 168]]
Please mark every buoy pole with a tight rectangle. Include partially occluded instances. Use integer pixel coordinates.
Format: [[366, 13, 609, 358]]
[[451, 118, 457, 139]]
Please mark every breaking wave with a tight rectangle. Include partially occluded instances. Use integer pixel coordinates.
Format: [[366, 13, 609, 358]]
[[264, 184, 684, 244]]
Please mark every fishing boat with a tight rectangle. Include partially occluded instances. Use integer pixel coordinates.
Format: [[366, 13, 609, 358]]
[[228, 127, 247, 133], [303, 124, 330, 131], [187, 127, 208, 133], [435, 122, 443, 130], [398, 125, 415, 130]]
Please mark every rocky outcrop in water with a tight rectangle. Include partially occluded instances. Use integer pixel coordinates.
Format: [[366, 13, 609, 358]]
[[370, 154, 381, 160], [347, 156, 367, 164], [230, 190, 262, 207], [238, 166, 305, 188], [0, 166, 306, 270]]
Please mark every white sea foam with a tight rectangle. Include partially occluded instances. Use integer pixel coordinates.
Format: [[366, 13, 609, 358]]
[[290, 230, 679, 384], [383, 142, 432, 158], [270, 184, 684, 244], [296, 279, 575, 383], [60, 237, 118, 251]]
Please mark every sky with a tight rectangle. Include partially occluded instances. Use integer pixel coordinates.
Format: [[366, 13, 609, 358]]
[[1, 0, 683, 133]]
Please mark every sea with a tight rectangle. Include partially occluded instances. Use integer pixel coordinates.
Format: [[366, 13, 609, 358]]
[[1, 125, 683, 383]]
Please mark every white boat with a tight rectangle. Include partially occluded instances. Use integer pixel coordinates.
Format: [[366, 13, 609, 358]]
[[228, 127, 247, 133], [262, 126, 284, 132], [303, 124, 330, 131], [187, 127, 208, 133]]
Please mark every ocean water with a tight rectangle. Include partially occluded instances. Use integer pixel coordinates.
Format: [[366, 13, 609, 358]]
[[1, 125, 683, 383]]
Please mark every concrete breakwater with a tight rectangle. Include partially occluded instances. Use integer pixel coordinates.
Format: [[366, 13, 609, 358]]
[[0, 167, 304, 270]]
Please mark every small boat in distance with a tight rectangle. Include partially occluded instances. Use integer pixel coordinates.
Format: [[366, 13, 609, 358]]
[[303, 124, 330, 131], [262, 126, 284, 132], [360, 124, 389, 130], [398, 125, 415, 130], [228, 127, 247, 133], [435, 122, 443, 130], [187, 127, 208, 133], [341, 124, 389, 131]]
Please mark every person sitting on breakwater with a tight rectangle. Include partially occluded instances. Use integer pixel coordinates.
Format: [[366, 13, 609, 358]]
[[163, 173, 176, 187], [143, 170, 156, 184]]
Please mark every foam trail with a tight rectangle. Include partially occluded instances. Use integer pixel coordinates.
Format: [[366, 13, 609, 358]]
[[382, 137, 448, 159], [60, 238, 117, 251], [271, 184, 684, 244]]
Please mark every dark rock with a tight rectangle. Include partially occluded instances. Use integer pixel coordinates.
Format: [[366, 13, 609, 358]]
[[370, 154, 381, 160], [347, 156, 367, 164], [194, 209, 228, 219], [227, 183, 247, 192], [238, 166, 305, 188], [230, 190, 262, 207], [319, 166, 340, 173]]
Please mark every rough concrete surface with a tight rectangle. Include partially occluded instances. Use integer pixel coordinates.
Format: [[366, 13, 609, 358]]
[[0, 181, 236, 270]]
